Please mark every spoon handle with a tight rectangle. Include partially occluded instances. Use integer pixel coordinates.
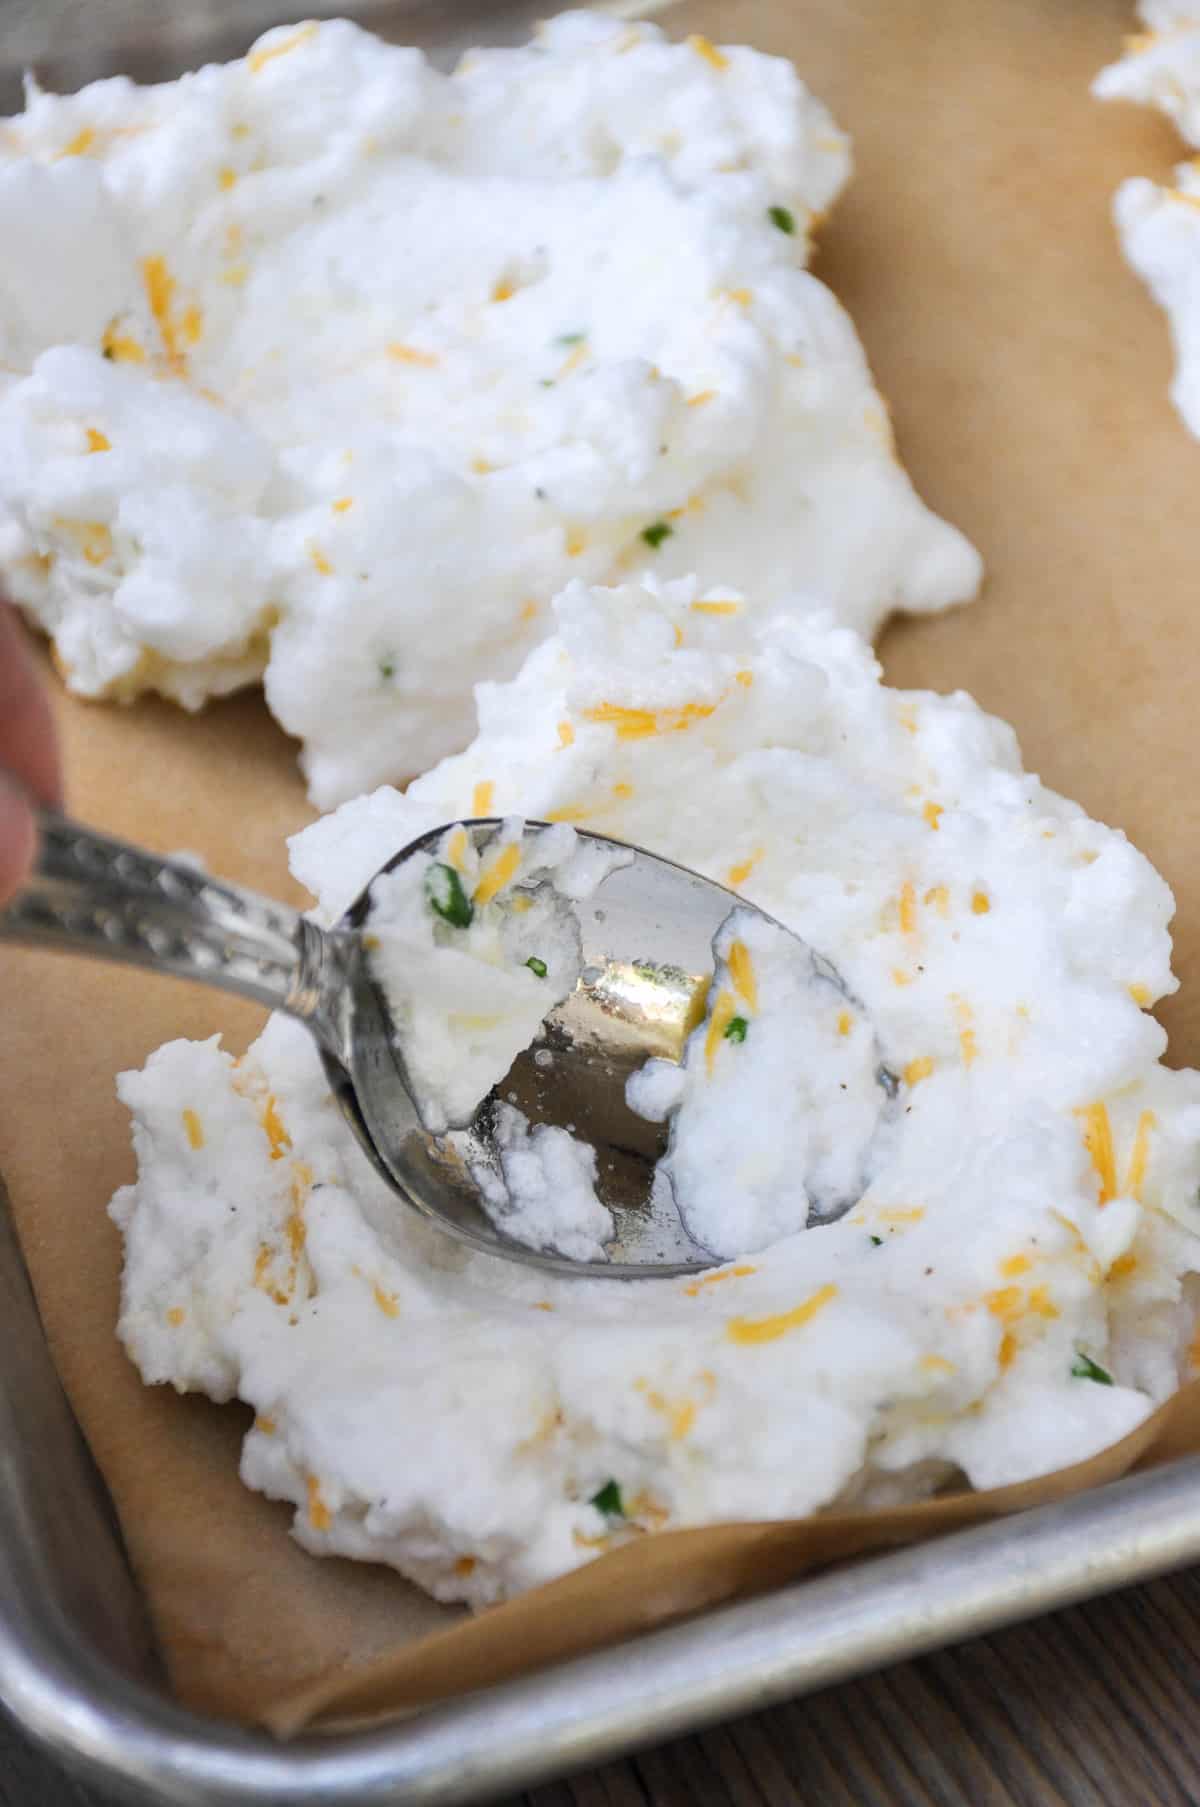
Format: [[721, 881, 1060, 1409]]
[[0, 809, 350, 1056]]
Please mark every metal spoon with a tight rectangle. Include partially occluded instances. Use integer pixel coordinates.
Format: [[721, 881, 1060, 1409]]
[[0, 811, 879, 1278]]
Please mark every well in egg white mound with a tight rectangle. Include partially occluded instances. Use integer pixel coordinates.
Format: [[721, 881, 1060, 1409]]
[[0, 12, 979, 807], [111, 573, 1200, 1609], [1095, 8, 1200, 437]]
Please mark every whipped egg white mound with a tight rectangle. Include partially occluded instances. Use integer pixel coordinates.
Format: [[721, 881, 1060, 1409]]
[[0, 11, 980, 807], [112, 574, 1200, 1608], [1095, 7, 1200, 436]]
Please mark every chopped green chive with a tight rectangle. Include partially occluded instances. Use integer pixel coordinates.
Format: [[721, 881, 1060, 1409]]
[[768, 204, 796, 235], [641, 520, 673, 550], [556, 331, 586, 346], [870, 1235, 884, 1247], [378, 656, 396, 681], [525, 955, 548, 979], [1071, 1353, 1113, 1386], [724, 1016, 749, 1043], [425, 862, 474, 929], [590, 1478, 624, 1517]]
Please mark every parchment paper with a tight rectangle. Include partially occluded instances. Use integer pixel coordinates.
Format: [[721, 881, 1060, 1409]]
[[2, 0, 1198, 1737]]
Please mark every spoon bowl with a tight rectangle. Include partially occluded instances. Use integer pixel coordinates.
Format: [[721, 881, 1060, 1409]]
[[331, 818, 743, 1276], [2, 810, 881, 1276]]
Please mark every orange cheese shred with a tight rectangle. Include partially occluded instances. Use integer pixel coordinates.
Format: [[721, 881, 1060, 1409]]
[[1124, 1110, 1156, 1202], [1078, 1102, 1117, 1205], [727, 1283, 838, 1347], [473, 842, 521, 906], [727, 939, 757, 1011]]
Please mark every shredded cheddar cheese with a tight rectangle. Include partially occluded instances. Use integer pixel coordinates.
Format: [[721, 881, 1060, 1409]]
[[472, 780, 495, 816], [725, 847, 763, 889], [1125, 1110, 1156, 1201], [687, 34, 729, 70], [582, 700, 718, 740], [445, 827, 469, 873], [141, 256, 189, 375], [261, 1095, 290, 1159], [684, 1263, 757, 1297], [101, 324, 146, 364], [248, 22, 318, 74], [59, 127, 96, 158], [473, 842, 521, 905], [727, 939, 757, 1011], [727, 1283, 838, 1346], [1078, 1102, 1117, 1205], [373, 1283, 400, 1319], [182, 1108, 204, 1150], [387, 343, 439, 367], [305, 1473, 332, 1532]]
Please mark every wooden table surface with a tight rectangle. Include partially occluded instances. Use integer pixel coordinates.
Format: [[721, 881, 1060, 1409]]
[[4, 1562, 1199, 1804]]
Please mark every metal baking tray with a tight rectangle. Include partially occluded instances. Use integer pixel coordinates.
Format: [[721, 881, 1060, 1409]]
[[6, 3, 1200, 1801]]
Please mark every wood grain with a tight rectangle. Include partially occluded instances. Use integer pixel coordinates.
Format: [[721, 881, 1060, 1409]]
[[7, 1565, 1200, 1804]]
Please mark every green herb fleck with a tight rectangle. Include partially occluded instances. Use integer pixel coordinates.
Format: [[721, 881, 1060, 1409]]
[[870, 1235, 884, 1247], [378, 656, 396, 681], [724, 1015, 749, 1043], [525, 955, 548, 979], [590, 1478, 624, 1517], [768, 204, 796, 235], [641, 520, 674, 550], [556, 331, 586, 346], [425, 862, 474, 929], [539, 378, 556, 389], [1071, 1353, 1113, 1386], [102, 344, 116, 361]]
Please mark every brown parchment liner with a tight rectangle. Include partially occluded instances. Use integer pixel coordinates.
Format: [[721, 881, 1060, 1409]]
[[2, 0, 1199, 1742]]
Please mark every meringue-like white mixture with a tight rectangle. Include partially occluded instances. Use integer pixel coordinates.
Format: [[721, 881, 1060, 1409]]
[[0, 12, 980, 805], [365, 815, 626, 1259], [365, 817, 610, 1134], [629, 905, 895, 1259], [1095, 6, 1200, 436], [112, 573, 1200, 1608]]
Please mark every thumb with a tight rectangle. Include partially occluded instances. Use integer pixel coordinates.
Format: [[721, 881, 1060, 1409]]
[[0, 771, 36, 909]]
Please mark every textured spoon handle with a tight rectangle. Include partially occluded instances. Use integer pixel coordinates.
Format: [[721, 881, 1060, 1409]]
[[0, 808, 341, 1040]]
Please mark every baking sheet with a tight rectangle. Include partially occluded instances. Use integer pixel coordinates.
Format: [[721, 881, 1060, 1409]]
[[3, 0, 1199, 1737]]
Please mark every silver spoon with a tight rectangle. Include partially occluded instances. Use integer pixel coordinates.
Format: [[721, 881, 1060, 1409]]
[[0, 811, 883, 1278]]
